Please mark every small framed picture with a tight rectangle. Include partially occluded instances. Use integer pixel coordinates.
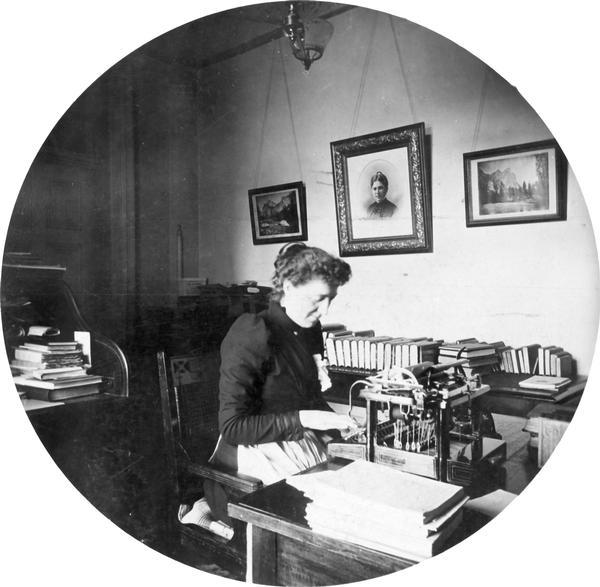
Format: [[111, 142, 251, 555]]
[[463, 139, 567, 227], [330, 122, 432, 257], [248, 181, 308, 245]]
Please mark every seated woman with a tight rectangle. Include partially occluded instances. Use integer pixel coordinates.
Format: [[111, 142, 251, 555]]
[[205, 243, 356, 522]]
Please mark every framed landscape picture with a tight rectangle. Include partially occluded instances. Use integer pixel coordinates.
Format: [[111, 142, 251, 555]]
[[248, 181, 308, 245], [464, 139, 567, 227], [330, 122, 432, 257]]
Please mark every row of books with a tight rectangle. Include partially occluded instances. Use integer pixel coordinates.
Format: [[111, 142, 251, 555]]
[[11, 331, 102, 401], [324, 326, 574, 381], [498, 344, 573, 377], [323, 326, 440, 372]]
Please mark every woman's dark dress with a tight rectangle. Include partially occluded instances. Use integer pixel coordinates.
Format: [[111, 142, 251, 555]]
[[205, 301, 334, 521]]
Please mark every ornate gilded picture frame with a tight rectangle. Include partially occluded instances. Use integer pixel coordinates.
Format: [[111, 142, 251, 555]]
[[330, 122, 432, 257]]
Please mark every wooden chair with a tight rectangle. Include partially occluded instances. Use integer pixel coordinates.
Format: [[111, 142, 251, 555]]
[[157, 349, 262, 572]]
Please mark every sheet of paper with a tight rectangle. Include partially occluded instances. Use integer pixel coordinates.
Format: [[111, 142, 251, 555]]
[[74, 330, 92, 367], [464, 489, 517, 517]]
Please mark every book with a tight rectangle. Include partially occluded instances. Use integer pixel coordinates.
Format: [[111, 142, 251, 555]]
[[349, 338, 360, 369], [287, 460, 466, 526], [544, 346, 562, 375], [325, 337, 338, 366], [518, 375, 571, 391], [12, 366, 89, 380], [509, 348, 520, 373], [499, 346, 512, 372], [408, 340, 440, 366], [366, 336, 391, 371], [537, 345, 558, 375], [439, 343, 495, 359], [537, 346, 548, 375], [321, 323, 346, 333], [23, 342, 81, 352], [20, 384, 101, 402], [351, 329, 376, 338], [326, 330, 353, 339], [334, 335, 354, 367], [549, 349, 570, 376], [383, 338, 411, 370], [26, 325, 61, 337], [321, 324, 347, 351], [13, 374, 103, 390], [459, 355, 499, 368], [520, 344, 541, 374], [14, 347, 83, 362], [554, 351, 573, 378]]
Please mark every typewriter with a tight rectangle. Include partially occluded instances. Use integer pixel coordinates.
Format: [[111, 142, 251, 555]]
[[327, 361, 507, 489]]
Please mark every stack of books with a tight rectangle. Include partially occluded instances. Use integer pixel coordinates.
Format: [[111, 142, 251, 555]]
[[286, 460, 467, 561], [438, 341, 499, 376], [517, 375, 573, 401], [11, 338, 102, 401]]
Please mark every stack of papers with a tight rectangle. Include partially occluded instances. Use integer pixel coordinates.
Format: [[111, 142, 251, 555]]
[[286, 460, 467, 560]]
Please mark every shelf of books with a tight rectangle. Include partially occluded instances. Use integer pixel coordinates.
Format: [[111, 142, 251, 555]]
[[321, 324, 586, 411]]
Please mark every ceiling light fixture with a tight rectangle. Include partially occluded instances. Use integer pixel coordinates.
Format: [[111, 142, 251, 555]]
[[283, 2, 334, 71]]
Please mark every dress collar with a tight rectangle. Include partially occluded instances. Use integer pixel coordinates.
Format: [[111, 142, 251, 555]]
[[267, 300, 304, 333]]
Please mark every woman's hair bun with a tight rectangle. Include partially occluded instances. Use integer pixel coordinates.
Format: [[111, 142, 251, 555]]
[[271, 242, 351, 300], [274, 242, 307, 268]]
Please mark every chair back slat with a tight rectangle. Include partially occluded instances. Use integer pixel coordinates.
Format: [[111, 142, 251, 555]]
[[169, 351, 221, 464]]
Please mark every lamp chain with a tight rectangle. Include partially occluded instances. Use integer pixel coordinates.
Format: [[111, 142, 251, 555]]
[[350, 11, 378, 137], [472, 67, 490, 151], [254, 43, 278, 188], [279, 41, 304, 180], [389, 15, 417, 123]]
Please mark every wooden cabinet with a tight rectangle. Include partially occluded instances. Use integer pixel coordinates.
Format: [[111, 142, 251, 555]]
[[0, 264, 167, 541]]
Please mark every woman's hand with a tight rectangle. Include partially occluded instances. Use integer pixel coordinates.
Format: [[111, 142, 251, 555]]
[[299, 410, 358, 431]]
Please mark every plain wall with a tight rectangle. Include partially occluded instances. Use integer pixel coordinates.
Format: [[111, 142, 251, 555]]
[[192, 7, 599, 374]]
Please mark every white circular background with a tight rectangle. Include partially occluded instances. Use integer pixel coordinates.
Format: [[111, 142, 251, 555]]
[[1, 2, 598, 587]]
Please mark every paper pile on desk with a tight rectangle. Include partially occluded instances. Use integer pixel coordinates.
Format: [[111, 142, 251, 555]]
[[286, 460, 467, 561], [464, 489, 516, 517]]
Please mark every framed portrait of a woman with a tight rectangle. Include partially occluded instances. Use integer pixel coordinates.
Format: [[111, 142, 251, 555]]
[[330, 122, 432, 256]]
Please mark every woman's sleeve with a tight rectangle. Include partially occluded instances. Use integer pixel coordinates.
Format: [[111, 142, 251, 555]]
[[218, 314, 305, 446]]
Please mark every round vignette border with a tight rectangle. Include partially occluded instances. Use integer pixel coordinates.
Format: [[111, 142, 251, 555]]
[[1, 2, 599, 587]]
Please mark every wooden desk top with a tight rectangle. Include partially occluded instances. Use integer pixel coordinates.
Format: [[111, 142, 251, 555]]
[[229, 459, 416, 572], [228, 458, 490, 575]]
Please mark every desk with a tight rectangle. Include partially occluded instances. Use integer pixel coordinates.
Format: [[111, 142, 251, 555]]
[[325, 371, 586, 419], [228, 459, 489, 586], [479, 373, 586, 417]]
